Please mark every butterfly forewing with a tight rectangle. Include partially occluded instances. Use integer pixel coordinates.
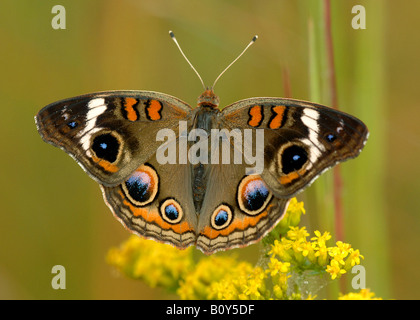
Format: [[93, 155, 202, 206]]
[[221, 97, 369, 198], [35, 91, 193, 186]]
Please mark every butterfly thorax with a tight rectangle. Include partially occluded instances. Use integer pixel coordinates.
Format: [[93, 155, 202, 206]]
[[190, 100, 220, 213]]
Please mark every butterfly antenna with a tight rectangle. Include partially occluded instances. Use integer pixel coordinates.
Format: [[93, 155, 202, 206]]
[[212, 35, 258, 89], [169, 31, 206, 90]]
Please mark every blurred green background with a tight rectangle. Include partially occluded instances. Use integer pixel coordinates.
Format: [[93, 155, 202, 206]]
[[0, 0, 418, 299]]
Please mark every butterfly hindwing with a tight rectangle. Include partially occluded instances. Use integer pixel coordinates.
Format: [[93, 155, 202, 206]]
[[101, 148, 198, 249], [195, 143, 290, 254]]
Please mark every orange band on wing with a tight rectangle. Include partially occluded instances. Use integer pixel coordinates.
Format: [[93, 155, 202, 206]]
[[92, 155, 119, 172], [120, 194, 194, 234], [248, 105, 263, 127], [124, 97, 139, 121], [200, 205, 272, 239], [279, 169, 306, 185], [269, 105, 286, 129], [146, 100, 162, 121]]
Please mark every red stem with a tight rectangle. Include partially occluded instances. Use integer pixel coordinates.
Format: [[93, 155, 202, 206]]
[[282, 67, 292, 98], [323, 0, 344, 242], [324, 0, 346, 294]]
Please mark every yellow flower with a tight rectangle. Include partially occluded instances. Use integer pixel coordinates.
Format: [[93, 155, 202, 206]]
[[267, 257, 291, 276], [107, 199, 373, 301], [326, 259, 346, 280], [178, 255, 240, 299], [273, 284, 284, 299], [336, 241, 352, 254], [339, 289, 382, 300], [287, 226, 310, 241], [243, 279, 263, 298], [268, 239, 293, 262], [297, 240, 314, 258], [208, 276, 244, 300], [269, 198, 306, 236], [311, 230, 331, 248], [287, 198, 306, 225], [271, 272, 290, 299], [314, 245, 329, 267], [344, 249, 364, 270], [328, 243, 350, 266], [107, 235, 193, 291], [289, 197, 306, 215], [211, 265, 268, 300]]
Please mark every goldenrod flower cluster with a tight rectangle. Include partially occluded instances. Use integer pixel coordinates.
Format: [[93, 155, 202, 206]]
[[268, 227, 364, 281], [339, 289, 382, 300], [178, 257, 262, 300], [106, 197, 379, 300], [107, 235, 194, 292], [262, 198, 305, 244]]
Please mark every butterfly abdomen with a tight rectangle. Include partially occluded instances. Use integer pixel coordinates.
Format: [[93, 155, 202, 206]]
[[190, 105, 220, 213], [192, 163, 207, 213]]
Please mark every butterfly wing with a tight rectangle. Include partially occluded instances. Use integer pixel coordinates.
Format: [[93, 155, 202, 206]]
[[35, 90, 193, 186], [36, 91, 369, 254], [195, 154, 289, 254], [220, 97, 369, 198], [101, 151, 197, 249], [195, 97, 368, 254]]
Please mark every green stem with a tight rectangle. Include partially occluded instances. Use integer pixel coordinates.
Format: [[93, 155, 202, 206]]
[[307, 8, 338, 299], [333, 1, 390, 298]]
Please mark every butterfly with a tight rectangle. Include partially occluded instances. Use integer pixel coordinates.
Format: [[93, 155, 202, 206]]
[[35, 32, 368, 254]]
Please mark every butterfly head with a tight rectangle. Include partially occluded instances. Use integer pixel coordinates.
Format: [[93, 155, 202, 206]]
[[197, 88, 220, 108]]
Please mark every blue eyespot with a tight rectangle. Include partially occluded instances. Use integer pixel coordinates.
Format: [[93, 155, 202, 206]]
[[165, 204, 179, 221], [67, 121, 78, 129], [238, 176, 273, 216], [244, 180, 269, 211], [123, 164, 158, 207], [326, 133, 337, 142], [214, 210, 228, 227], [211, 205, 232, 230], [160, 198, 183, 224], [125, 172, 152, 203]]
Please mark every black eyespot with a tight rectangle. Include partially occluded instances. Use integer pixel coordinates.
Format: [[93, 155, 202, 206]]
[[211, 204, 233, 230], [281, 145, 308, 174], [243, 181, 270, 212], [160, 198, 183, 224], [214, 210, 228, 227], [92, 133, 120, 163], [237, 176, 272, 216], [122, 164, 159, 207], [125, 172, 153, 204], [326, 133, 337, 143], [67, 121, 78, 129], [165, 204, 179, 221]]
